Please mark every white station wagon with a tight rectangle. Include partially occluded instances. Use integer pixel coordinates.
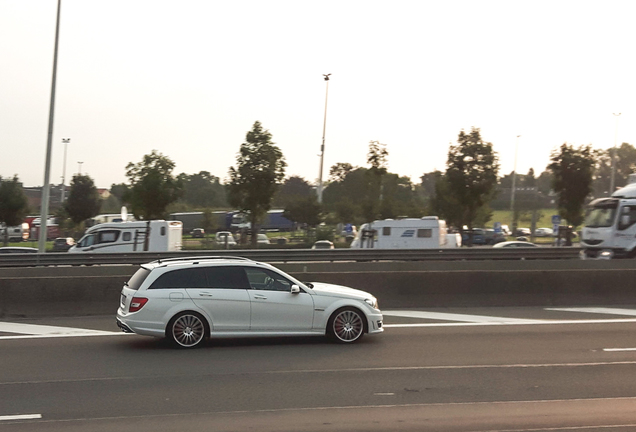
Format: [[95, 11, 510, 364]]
[[116, 256, 383, 348]]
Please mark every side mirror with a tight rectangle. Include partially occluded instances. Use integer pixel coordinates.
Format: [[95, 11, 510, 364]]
[[291, 285, 300, 294]]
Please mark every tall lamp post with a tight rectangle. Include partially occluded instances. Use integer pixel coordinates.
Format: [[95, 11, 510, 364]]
[[609, 112, 621, 195], [38, 0, 63, 253], [510, 135, 521, 233], [317, 73, 331, 204], [60, 138, 70, 203], [77, 161, 84, 174]]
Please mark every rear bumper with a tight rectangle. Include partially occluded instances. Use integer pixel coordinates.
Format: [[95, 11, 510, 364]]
[[116, 317, 134, 333]]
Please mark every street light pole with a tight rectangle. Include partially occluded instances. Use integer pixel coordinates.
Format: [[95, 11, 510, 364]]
[[38, 0, 62, 254], [60, 138, 70, 203], [609, 112, 621, 195], [77, 161, 84, 174], [317, 73, 331, 204], [510, 135, 521, 211]]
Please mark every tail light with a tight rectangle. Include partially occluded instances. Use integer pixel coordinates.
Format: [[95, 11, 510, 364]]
[[129, 297, 148, 313]]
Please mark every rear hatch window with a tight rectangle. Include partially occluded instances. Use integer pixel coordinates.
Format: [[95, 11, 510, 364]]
[[126, 267, 151, 290]]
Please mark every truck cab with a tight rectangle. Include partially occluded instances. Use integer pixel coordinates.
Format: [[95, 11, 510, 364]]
[[581, 183, 636, 258]]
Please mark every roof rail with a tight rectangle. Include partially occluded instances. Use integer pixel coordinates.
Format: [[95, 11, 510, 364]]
[[150, 255, 254, 265]]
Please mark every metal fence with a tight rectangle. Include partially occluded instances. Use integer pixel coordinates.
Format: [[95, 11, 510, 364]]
[[0, 247, 582, 268]]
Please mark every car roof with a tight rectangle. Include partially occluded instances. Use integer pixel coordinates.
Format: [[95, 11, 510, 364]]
[[142, 256, 271, 271], [0, 247, 38, 253]]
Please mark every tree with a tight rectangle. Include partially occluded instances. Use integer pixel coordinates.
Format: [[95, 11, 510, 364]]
[[329, 163, 355, 182], [177, 171, 227, 209], [0, 176, 29, 245], [441, 127, 499, 244], [272, 176, 314, 208], [363, 141, 389, 222], [548, 143, 594, 227], [65, 174, 101, 225], [125, 150, 183, 220], [228, 121, 286, 247], [283, 195, 322, 229]]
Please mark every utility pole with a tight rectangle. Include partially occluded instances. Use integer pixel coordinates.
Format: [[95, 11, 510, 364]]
[[38, 0, 62, 253], [317, 73, 331, 203], [510, 135, 521, 234], [60, 138, 70, 203], [609, 113, 621, 194]]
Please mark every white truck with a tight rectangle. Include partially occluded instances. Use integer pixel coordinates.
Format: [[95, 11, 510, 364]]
[[350, 217, 455, 249], [68, 220, 182, 253], [581, 181, 636, 259]]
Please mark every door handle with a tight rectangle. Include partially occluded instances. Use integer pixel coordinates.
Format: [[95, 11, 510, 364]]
[[199, 292, 213, 297], [253, 294, 267, 300]]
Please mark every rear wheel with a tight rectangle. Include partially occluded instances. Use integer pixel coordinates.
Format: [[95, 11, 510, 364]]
[[168, 312, 207, 348], [328, 307, 365, 343]]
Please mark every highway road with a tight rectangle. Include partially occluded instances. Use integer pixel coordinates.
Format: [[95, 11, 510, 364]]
[[4, 307, 636, 431]]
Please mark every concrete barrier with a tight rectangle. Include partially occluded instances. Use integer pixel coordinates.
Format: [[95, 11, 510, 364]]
[[1, 260, 636, 318]]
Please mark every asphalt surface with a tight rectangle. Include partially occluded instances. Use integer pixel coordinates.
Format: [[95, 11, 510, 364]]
[[4, 307, 636, 431]]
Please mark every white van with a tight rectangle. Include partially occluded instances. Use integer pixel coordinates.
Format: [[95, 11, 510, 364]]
[[350, 217, 449, 249], [69, 220, 182, 253]]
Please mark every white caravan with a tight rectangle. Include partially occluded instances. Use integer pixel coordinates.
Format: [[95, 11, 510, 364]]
[[350, 217, 450, 249], [581, 181, 636, 258], [69, 220, 182, 253]]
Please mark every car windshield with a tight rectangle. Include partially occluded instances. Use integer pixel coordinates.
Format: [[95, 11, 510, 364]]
[[585, 206, 617, 228]]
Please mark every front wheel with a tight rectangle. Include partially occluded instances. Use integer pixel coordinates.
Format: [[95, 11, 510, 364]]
[[168, 312, 207, 348], [328, 307, 365, 343]]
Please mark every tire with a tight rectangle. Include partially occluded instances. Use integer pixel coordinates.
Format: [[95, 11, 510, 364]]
[[327, 307, 366, 343], [167, 312, 208, 348]]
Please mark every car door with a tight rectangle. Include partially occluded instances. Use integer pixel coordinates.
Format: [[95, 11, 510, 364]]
[[243, 267, 314, 331], [185, 266, 251, 331]]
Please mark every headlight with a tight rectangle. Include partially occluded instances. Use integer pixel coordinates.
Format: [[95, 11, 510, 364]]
[[365, 298, 378, 309]]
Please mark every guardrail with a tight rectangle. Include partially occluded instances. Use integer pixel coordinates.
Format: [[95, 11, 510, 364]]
[[0, 247, 582, 267]]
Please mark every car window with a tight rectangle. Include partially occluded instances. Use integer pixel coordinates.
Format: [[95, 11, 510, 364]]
[[127, 268, 152, 290], [98, 230, 120, 243], [244, 267, 293, 292], [149, 268, 208, 289], [204, 266, 250, 289]]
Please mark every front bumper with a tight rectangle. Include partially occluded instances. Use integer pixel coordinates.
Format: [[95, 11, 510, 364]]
[[367, 312, 384, 335]]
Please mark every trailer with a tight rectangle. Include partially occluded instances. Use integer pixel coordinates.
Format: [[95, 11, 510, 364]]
[[350, 217, 449, 249], [68, 220, 182, 253]]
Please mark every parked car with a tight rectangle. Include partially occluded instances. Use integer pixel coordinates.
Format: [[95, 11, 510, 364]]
[[483, 229, 507, 245], [215, 231, 237, 246], [312, 240, 335, 249], [534, 227, 554, 237], [191, 228, 205, 238], [515, 228, 531, 236], [257, 233, 270, 245], [493, 241, 538, 248], [461, 228, 486, 245], [52, 237, 75, 252], [116, 256, 383, 348], [0, 247, 37, 253]]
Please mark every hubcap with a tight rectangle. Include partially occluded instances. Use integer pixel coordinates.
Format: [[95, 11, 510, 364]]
[[173, 314, 204, 347], [333, 310, 363, 342]]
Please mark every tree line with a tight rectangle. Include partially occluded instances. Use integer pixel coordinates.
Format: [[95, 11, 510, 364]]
[[1, 121, 635, 245]]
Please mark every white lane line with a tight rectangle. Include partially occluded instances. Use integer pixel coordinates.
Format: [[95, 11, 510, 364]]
[[0, 414, 42, 421], [546, 307, 636, 316], [604, 348, 636, 352], [384, 318, 636, 328], [382, 310, 545, 323], [0, 322, 128, 340], [0, 322, 118, 336]]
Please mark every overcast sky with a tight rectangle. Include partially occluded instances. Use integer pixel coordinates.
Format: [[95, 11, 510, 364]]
[[2, 0, 635, 188]]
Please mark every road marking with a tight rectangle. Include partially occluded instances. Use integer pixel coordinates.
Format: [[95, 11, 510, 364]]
[[4, 360, 636, 386], [0, 322, 127, 340], [384, 318, 636, 328], [383, 310, 544, 323], [546, 307, 636, 316], [604, 348, 636, 352], [0, 414, 42, 421], [373, 393, 395, 396]]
